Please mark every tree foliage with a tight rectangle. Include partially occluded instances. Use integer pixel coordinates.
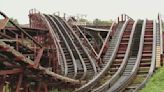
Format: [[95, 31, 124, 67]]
[[79, 18, 92, 25], [6, 18, 19, 26], [78, 18, 113, 25], [93, 18, 112, 25]]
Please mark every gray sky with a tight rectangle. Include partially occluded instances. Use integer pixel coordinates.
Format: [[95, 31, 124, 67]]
[[0, 0, 164, 24]]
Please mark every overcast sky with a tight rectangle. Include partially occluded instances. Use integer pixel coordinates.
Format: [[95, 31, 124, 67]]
[[0, 0, 164, 24]]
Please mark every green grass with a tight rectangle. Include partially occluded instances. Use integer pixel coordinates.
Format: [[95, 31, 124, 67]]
[[140, 66, 164, 92], [50, 88, 73, 92]]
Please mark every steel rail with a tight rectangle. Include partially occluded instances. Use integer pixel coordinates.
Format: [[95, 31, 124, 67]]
[[52, 15, 87, 79], [40, 14, 68, 76], [50, 15, 83, 79], [117, 20, 145, 92], [104, 20, 144, 92], [74, 20, 129, 92], [102, 20, 135, 92], [55, 15, 97, 79], [97, 22, 115, 62], [159, 16, 163, 55], [45, 15, 78, 78], [121, 20, 154, 91], [134, 20, 156, 91], [121, 19, 145, 91], [93, 20, 137, 92], [98, 21, 125, 69], [69, 17, 98, 59], [56, 15, 98, 77]]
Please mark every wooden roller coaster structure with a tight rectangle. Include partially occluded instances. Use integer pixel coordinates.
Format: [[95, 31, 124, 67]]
[[0, 9, 163, 92]]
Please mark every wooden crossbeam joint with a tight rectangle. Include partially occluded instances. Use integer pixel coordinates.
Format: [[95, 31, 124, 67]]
[[33, 48, 44, 68]]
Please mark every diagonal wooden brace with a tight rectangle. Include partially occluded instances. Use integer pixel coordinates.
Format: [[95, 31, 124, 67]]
[[33, 48, 44, 68], [0, 18, 9, 30]]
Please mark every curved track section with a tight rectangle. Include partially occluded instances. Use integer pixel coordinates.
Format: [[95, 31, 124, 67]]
[[0, 11, 160, 92], [99, 21, 125, 69], [44, 15, 79, 79], [41, 14, 68, 76], [94, 20, 138, 92], [123, 20, 156, 92], [43, 15, 98, 79], [97, 22, 116, 63], [53, 15, 98, 78], [75, 20, 130, 92], [68, 17, 98, 60], [101, 20, 143, 92], [93, 20, 135, 92]]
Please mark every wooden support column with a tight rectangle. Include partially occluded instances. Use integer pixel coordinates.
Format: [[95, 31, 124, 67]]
[[16, 74, 23, 92], [33, 48, 44, 68], [16, 34, 19, 51], [121, 14, 123, 21], [36, 83, 41, 92], [43, 83, 48, 92], [0, 80, 5, 92], [117, 17, 120, 23]]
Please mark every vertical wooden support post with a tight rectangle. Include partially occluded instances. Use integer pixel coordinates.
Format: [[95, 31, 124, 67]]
[[0, 77, 6, 92], [43, 83, 48, 92], [23, 83, 29, 92], [117, 17, 120, 23], [16, 34, 19, 51], [21, 33, 24, 44], [36, 83, 41, 92], [0, 83, 4, 92], [64, 13, 66, 20], [29, 12, 32, 28], [3, 29, 6, 34], [125, 14, 126, 21], [121, 14, 123, 21], [34, 44, 37, 58], [161, 54, 163, 66], [33, 48, 44, 68], [158, 13, 160, 21], [53, 51, 58, 73], [16, 74, 23, 92]]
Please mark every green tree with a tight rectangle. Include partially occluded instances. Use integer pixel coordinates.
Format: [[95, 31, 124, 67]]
[[79, 18, 92, 25], [79, 18, 88, 22], [93, 18, 112, 25], [93, 18, 101, 25], [6, 18, 19, 26]]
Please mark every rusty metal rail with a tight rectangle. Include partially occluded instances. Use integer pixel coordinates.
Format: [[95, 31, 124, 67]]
[[121, 20, 156, 92], [0, 11, 161, 92], [69, 17, 99, 59], [44, 15, 78, 78], [94, 20, 138, 92], [41, 14, 68, 76], [54, 15, 98, 78], [97, 22, 115, 63], [74, 20, 129, 92]]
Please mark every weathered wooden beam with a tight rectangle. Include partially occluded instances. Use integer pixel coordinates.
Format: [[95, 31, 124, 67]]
[[0, 68, 23, 75]]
